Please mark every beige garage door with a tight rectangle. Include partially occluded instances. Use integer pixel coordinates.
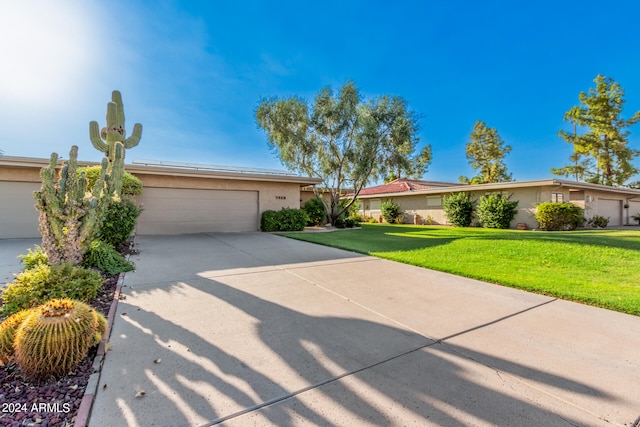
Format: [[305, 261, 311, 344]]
[[137, 188, 259, 234], [628, 201, 640, 224], [597, 199, 622, 226], [0, 181, 41, 238]]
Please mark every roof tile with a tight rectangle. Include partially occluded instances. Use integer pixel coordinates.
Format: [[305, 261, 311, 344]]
[[355, 178, 459, 196]]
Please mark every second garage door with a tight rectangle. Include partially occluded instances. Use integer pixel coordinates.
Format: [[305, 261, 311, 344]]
[[0, 181, 41, 238], [136, 188, 259, 234], [597, 199, 622, 226], [628, 201, 640, 224]]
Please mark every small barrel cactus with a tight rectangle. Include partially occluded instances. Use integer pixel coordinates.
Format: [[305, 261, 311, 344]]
[[13, 299, 107, 380], [0, 309, 33, 364]]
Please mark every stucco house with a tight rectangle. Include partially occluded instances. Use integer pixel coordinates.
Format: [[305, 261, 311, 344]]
[[354, 178, 640, 229], [0, 156, 321, 238]]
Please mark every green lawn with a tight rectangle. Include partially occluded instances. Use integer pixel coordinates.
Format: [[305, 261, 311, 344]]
[[284, 224, 640, 316]]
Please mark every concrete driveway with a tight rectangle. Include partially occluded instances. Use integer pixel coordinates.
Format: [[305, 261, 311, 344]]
[[0, 238, 40, 286], [81, 232, 640, 426]]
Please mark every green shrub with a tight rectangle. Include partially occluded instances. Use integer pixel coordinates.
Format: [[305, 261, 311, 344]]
[[17, 245, 48, 270], [260, 210, 279, 232], [98, 198, 143, 249], [632, 212, 640, 225], [587, 215, 609, 228], [302, 197, 326, 226], [277, 208, 310, 231], [79, 166, 143, 196], [1, 264, 104, 316], [442, 192, 475, 227], [381, 200, 403, 224], [83, 240, 135, 275], [334, 216, 356, 229], [535, 202, 585, 231], [348, 213, 364, 223], [340, 198, 361, 219], [261, 208, 310, 232], [477, 194, 519, 229]]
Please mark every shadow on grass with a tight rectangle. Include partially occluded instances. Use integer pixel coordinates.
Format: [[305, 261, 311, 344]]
[[288, 224, 640, 254], [389, 224, 640, 251]]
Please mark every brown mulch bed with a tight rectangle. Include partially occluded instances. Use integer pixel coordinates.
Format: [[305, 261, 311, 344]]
[[0, 243, 136, 427]]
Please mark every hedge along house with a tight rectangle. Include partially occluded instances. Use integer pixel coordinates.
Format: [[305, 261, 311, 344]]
[[355, 178, 640, 229], [0, 156, 321, 238]]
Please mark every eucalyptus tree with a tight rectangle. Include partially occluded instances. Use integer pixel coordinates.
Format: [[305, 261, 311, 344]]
[[256, 81, 424, 224], [552, 75, 640, 186], [384, 144, 432, 183], [460, 120, 512, 184]]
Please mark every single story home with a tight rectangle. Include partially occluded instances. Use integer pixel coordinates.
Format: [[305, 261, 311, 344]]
[[353, 178, 640, 229], [0, 156, 321, 238]]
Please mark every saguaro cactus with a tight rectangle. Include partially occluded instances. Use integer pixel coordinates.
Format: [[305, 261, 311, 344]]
[[34, 146, 109, 265], [89, 90, 142, 195]]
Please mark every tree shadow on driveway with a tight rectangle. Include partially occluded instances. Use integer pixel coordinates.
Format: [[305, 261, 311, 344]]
[[93, 274, 617, 427]]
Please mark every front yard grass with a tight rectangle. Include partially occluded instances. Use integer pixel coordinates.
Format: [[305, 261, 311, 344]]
[[284, 224, 640, 316]]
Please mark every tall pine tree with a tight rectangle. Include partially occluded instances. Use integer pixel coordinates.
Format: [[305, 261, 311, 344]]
[[460, 120, 512, 184], [552, 75, 640, 186]]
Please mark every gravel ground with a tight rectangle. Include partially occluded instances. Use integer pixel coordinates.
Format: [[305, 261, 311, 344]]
[[0, 243, 135, 427]]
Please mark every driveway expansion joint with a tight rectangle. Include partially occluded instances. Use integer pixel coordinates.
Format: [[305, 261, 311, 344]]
[[435, 297, 559, 343], [194, 340, 437, 427]]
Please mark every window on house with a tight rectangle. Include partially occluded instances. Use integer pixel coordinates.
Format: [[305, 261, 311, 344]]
[[551, 193, 564, 203], [426, 196, 442, 207]]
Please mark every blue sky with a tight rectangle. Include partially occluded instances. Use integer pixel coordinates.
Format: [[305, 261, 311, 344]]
[[1, 0, 640, 183]]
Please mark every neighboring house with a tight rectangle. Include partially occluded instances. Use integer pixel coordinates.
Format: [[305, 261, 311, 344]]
[[0, 156, 321, 238], [302, 180, 459, 214], [354, 178, 640, 229]]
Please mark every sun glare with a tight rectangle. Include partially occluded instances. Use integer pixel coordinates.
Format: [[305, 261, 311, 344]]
[[0, 1, 97, 105]]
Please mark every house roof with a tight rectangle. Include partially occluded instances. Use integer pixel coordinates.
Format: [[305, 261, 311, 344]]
[[354, 178, 640, 199], [0, 155, 322, 186], [354, 178, 461, 196]]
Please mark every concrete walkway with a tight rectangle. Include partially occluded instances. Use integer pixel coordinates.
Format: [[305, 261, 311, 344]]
[[41, 233, 640, 425]]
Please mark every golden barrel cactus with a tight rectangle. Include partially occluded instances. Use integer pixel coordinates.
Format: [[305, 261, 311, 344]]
[[13, 299, 107, 379], [0, 309, 33, 364]]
